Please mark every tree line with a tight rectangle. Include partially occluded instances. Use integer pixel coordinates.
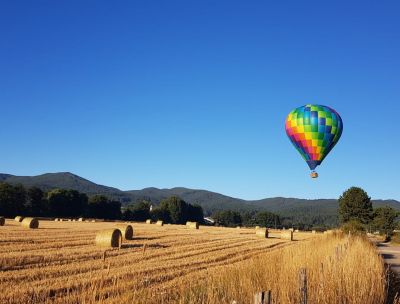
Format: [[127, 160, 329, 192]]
[[123, 196, 204, 224], [0, 182, 121, 219], [0, 182, 204, 224], [213, 210, 281, 228]]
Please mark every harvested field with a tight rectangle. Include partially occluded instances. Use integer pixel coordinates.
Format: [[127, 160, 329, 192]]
[[0, 219, 314, 303]]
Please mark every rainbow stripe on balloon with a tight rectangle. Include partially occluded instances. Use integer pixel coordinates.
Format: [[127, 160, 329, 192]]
[[285, 104, 343, 170]]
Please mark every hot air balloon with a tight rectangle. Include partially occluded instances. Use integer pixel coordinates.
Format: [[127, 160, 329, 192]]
[[285, 104, 343, 178]]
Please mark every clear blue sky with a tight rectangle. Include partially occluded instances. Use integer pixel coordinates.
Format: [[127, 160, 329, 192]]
[[1, 1, 399, 200]]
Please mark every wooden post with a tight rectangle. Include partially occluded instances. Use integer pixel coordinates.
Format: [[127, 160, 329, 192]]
[[254, 290, 271, 304], [265, 290, 271, 304], [299, 268, 307, 304]]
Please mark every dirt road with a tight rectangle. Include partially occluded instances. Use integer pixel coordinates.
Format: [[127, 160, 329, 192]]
[[376, 242, 400, 273]]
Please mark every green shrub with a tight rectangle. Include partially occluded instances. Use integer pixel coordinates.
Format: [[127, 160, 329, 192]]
[[341, 220, 365, 234]]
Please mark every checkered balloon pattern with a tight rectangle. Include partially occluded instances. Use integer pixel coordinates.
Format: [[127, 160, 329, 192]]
[[285, 104, 343, 170]]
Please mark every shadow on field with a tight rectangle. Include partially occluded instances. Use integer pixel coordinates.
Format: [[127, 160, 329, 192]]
[[121, 244, 143, 249], [121, 243, 169, 249], [386, 268, 400, 303], [134, 236, 159, 241]]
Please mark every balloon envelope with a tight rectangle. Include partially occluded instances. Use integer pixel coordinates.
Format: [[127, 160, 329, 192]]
[[285, 104, 343, 170]]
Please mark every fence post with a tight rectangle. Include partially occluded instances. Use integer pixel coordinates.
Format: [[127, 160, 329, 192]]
[[254, 291, 264, 304], [265, 290, 271, 304], [299, 268, 307, 304], [254, 290, 271, 304]]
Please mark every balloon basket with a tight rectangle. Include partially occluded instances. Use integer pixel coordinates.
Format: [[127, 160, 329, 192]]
[[310, 171, 319, 178]]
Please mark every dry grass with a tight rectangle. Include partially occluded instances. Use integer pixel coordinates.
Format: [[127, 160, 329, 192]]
[[177, 233, 386, 304], [0, 220, 385, 304]]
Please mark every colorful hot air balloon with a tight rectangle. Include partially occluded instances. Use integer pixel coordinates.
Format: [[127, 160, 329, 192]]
[[285, 104, 343, 178]]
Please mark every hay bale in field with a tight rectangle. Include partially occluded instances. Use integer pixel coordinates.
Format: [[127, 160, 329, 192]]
[[312, 230, 316, 234], [256, 228, 268, 238], [78, 218, 84, 222], [115, 224, 134, 240], [156, 220, 164, 226], [95, 229, 122, 248], [54, 218, 59, 221], [236, 226, 241, 229], [324, 230, 334, 235], [186, 221, 192, 226], [0, 216, 5, 226], [146, 219, 151, 224], [91, 220, 96, 223], [188, 222, 199, 229], [281, 230, 293, 241], [289, 228, 294, 232], [255, 226, 260, 229], [15, 216, 24, 222], [295, 229, 299, 232], [68, 219, 72, 222], [21, 217, 39, 229]]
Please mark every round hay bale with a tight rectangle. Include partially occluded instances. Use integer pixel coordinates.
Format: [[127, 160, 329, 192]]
[[186, 221, 192, 226], [78, 218, 84, 222], [156, 220, 164, 226], [189, 222, 199, 229], [295, 229, 299, 232], [115, 224, 134, 240], [21, 217, 39, 229], [256, 228, 268, 238], [255, 226, 260, 229], [281, 230, 293, 241], [15, 216, 24, 222], [0, 216, 5, 226], [146, 219, 151, 224], [91, 220, 96, 223], [312, 230, 316, 234], [95, 229, 122, 248]]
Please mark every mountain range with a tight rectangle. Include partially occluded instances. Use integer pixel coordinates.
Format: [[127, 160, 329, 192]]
[[1, 172, 399, 226]]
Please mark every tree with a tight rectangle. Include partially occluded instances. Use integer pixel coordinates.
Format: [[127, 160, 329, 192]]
[[160, 196, 188, 224], [26, 187, 47, 216], [150, 206, 170, 222], [255, 211, 281, 228], [0, 183, 26, 217], [187, 204, 204, 223], [123, 200, 151, 221], [47, 189, 88, 217], [87, 195, 121, 220], [372, 206, 398, 237], [338, 187, 372, 224], [213, 210, 242, 227], [150, 197, 204, 224]]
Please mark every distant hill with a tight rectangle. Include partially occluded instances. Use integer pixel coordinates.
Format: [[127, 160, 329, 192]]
[[2, 172, 400, 226], [0, 172, 130, 202]]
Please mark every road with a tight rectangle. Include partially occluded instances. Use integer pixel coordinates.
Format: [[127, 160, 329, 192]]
[[376, 242, 400, 273]]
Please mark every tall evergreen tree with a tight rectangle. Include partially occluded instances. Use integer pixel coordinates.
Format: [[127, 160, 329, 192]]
[[338, 187, 372, 224]]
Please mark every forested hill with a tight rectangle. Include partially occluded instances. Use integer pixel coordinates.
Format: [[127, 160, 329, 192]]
[[1, 172, 399, 226]]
